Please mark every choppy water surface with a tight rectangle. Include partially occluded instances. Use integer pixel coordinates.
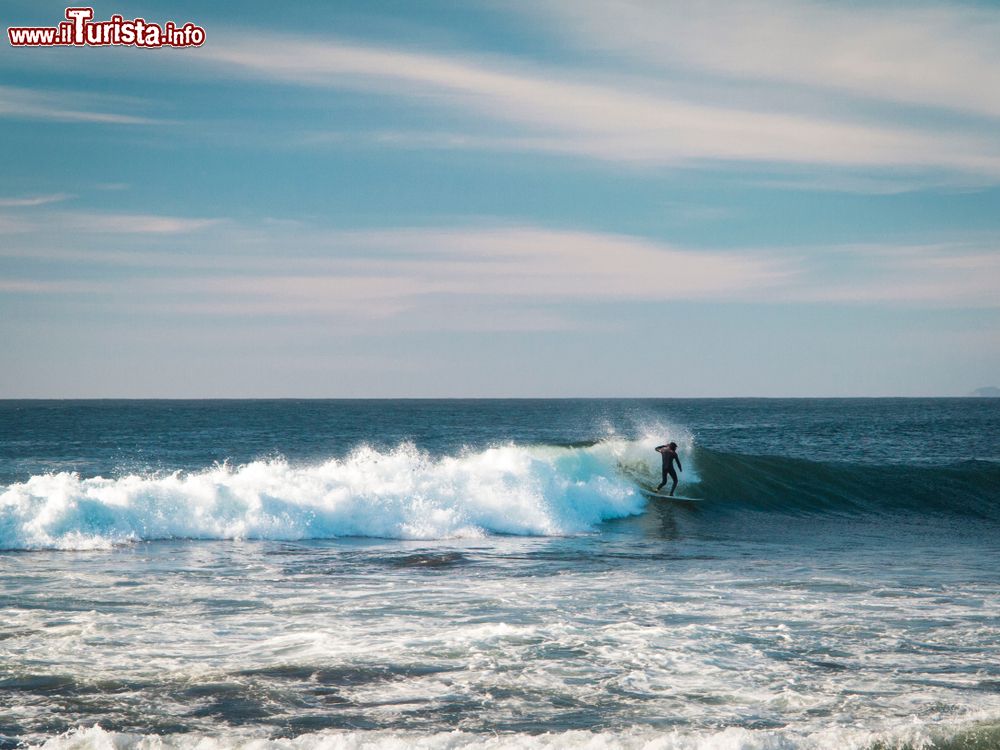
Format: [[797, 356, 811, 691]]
[[1, 399, 998, 749]]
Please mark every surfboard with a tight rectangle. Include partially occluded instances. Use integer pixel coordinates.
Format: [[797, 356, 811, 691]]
[[636, 484, 702, 502]]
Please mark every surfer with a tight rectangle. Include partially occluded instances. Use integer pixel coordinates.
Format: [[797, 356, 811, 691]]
[[655, 442, 682, 495]]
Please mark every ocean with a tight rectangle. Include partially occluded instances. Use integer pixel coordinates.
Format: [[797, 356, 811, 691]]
[[1, 398, 998, 749]]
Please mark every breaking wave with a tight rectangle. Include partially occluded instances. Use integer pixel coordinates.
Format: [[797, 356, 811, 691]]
[[2, 430, 996, 551], [0, 438, 666, 551]]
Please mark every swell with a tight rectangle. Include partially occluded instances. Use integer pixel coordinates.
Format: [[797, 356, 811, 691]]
[[687, 446, 1000, 520]]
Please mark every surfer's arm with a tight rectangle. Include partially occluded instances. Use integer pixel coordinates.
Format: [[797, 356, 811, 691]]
[[654, 445, 667, 453], [676, 456, 683, 472]]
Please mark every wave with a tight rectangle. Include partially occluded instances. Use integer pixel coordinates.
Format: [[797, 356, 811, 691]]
[[2, 432, 996, 551], [0, 439, 659, 551], [688, 447, 1000, 519]]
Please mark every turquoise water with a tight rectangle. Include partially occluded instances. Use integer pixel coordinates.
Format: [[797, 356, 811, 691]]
[[0, 399, 998, 749]]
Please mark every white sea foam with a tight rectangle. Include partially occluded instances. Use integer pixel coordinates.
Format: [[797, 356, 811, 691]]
[[5, 486, 998, 749], [0, 436, 693, 550], [26, 720, 998, 750]]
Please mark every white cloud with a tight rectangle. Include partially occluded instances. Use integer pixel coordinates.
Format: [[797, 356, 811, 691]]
[[0, 210, 218, 239], [5, 217, 997, 314], [0, 193, 72, 207], [742, 172, 990, 195], [63, 213, 219, 234], [300, 130, 532, 153], [3, 214, 786, 300], [199, 32, 1000, 175], [335, 226, 790, 299], [0, 279, 110, 294], [0, 222, 791, 323], [536, 0, 1000, 119], [0, 85, 155, 125]]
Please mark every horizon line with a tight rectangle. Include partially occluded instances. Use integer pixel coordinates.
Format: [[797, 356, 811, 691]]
[[0, 395, 994, 401]]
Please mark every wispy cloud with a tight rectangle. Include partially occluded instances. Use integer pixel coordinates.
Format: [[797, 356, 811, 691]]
[[536, 0, 1000, 119], [0, 85, 156, 125], [5, 216, 998, 318], [198, 30, 1000, 176], [300, 130, 531, 153], [331, 226, 791, 299], [0, 193, 72, 207], [0, 220, 791, 326], [741, 172, 986, 196], [0, 279, 110, 294], [62, 213, 220, 234], [0, 210, 220, 236]]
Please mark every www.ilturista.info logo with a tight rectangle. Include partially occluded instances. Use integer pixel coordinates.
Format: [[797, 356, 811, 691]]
[[8, 7, 206, 48]]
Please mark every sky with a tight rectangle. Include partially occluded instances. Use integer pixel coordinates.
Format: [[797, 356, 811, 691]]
[[1, 0, 999, 397]]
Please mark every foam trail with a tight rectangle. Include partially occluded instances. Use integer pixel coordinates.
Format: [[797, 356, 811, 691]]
[[0, 441, 650, 550]]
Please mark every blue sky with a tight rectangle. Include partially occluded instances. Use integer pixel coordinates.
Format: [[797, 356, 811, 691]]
[[2, 0, 999, 397]]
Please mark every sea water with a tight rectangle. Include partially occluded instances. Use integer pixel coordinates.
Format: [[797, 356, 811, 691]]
[[0, 399, 998, 749]]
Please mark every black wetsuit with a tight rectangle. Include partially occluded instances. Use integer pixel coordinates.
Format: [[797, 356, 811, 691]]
[[655, 445, 682, 494]]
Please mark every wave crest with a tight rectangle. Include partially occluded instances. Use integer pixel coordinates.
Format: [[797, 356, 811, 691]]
[[0, 441, 651, 550]]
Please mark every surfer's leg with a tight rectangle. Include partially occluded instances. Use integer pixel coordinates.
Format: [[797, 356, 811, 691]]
[[657, 467, 669, 491], [668, 469, 678, 496]]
